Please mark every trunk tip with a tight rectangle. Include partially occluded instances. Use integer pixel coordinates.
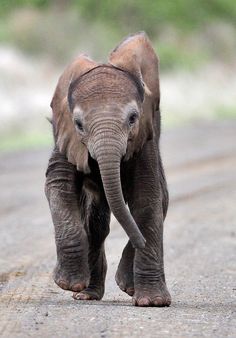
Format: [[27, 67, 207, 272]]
[[131, 235, 146, 249]]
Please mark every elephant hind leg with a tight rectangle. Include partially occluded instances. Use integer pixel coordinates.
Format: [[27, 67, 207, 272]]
[[73, 244, 107, 300], [74, 190, 110, 301], [115, 241, 135, 296]]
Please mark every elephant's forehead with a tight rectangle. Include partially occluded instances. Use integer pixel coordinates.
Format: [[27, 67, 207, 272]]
[[74, 99, 139, 120], [74, 66, 140, 104]]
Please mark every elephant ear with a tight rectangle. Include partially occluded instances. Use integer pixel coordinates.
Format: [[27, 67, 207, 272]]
[[109, 32, 160, 152], [51, 55, 98, 173]]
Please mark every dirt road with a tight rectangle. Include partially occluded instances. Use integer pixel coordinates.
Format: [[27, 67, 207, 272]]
[[0, 121, 235, 337]]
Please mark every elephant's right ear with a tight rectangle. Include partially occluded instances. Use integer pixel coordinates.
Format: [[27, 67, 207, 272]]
[[50, 55, 98, 173], [109, 32, 159, 104], [109, 32, 160, 149]]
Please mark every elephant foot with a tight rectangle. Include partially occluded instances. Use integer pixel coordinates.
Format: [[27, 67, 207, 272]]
[[132, 280, 171, 307], [115, 241, 135, 296], [73, 286, 104, 301], [115, 267, 134, 296], [53, 262, 89, 292]]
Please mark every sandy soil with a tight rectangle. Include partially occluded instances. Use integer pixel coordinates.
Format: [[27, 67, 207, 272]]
[[0, 121, 235, 337]]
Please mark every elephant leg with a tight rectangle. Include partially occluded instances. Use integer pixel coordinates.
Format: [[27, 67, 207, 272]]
[[74, 189, 110, 300], [127, 144, 171, 307], [115, 240, 135, 296], [45, 148, 90, 292]]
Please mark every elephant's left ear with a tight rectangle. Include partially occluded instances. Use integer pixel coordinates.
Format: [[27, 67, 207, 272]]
[[109, 32, 160, 145], [51, 55, 98, 173]]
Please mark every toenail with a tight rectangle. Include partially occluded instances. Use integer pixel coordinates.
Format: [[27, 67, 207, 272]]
[[153, 297, 164, 306], [166, 297, 171, 306], [73, 292, 79, 300], [73, 292, 90, 300], [71, 283, 85, 292], [79, 293, 90, 300], [136, 297, 151, 307], [58, 280, 68, 290]]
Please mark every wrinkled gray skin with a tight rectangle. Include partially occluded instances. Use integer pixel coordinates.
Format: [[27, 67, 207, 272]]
[[45, 36, 171, 307]]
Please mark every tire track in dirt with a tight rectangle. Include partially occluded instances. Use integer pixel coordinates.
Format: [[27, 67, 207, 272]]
[[0, 121, 235, 337]]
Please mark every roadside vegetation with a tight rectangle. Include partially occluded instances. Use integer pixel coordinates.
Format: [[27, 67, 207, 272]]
[[0, 0, 235, 151]]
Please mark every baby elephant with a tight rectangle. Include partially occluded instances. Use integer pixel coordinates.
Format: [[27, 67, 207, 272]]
[[45, 32, 171, 307]]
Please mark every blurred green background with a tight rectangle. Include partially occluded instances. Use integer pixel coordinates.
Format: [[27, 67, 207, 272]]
[[0, 0, 235, 152]]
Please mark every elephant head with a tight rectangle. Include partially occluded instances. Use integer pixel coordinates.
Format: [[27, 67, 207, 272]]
[[50, 32, 160, 249]]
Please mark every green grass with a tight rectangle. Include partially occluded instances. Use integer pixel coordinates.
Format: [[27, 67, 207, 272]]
[[157, 42, 209, 71], [162, 105, 236, 128], [0, 3, 235, 153], [0, 4, 235, 69], [214, 106, 236, 120], [0, 130, 53, 153]]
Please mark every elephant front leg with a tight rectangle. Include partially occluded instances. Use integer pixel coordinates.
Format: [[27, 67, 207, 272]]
[[127, 151, 171, 307], [132, 207, 171, 307], [45, 149, 90, 292]]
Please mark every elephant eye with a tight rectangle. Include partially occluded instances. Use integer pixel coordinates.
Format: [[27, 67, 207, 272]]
[[75, 119, 84, 132], [128, 112, 138, 126]]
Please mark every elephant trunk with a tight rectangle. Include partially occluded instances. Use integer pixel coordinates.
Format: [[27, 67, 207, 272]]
[[91, 133, 146, 249]]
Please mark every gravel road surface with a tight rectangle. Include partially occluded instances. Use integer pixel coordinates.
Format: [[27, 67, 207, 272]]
[[0, 121, 235, 337]]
